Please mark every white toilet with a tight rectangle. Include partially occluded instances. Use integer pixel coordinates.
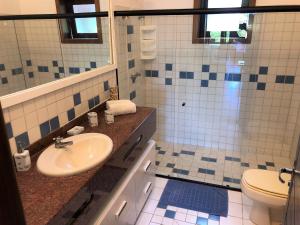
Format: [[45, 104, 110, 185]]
[[241, 169, 291, 225]]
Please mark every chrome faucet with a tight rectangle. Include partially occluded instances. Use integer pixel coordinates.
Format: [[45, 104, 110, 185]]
[[53, 136, 73, 149]]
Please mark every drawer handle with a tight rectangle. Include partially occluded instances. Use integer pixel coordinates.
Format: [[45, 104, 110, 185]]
[[144, 182, 152, 194], [115, 201, 127, 219], [144, 160, 152, 172]]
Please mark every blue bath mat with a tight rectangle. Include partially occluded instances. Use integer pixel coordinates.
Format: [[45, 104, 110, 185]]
[[158, 180, 228, 217]]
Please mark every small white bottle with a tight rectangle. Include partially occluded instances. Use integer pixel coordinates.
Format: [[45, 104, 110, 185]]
[[14, 142, 31, 172]]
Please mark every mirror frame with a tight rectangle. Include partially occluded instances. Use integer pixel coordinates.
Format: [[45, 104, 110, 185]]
[[0, 0, 117, 109]]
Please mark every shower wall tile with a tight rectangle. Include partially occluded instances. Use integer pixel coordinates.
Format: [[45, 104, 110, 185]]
[[142, 13, 300, 158], [3, 70, 116, 154]]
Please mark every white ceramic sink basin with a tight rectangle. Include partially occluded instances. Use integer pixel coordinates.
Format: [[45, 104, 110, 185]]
[[37, 133, 113, 177]]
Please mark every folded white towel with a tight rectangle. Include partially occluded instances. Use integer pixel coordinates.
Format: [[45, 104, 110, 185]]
[[106, 100, 136, 116]]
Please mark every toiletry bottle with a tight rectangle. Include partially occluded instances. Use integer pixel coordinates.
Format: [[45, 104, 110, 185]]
[[14, 142, 31, 172]]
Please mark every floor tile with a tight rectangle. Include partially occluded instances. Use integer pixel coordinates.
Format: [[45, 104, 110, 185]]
[[165, 209, 176, 219], [136, 212, 153, 225], [175, 212, 187, 221], [143, 199, 158, 213], [228, 202, 243, 218], [228, 190, 242, 204], [154, 207, 166, 216], [151, 215, 163, 224], [186, 214, 197, 223], [220, 216, 243, 225], [197, 217, 208, 225]]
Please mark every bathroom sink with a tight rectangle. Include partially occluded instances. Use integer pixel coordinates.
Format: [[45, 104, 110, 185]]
[[37, 133, 113, 177]]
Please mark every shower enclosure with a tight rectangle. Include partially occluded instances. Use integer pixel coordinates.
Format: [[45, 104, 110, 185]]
[[115, 9, 300, 188]]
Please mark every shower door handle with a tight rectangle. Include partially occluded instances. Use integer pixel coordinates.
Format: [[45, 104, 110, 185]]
[[279, 168, 300, 183]]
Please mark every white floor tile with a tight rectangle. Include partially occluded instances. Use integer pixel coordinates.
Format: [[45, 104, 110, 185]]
[[162, 217, 174, 225], [149, 223, 160, 225], [187, 209, 198, 216], [185, 214, 197, 223], [177, 207, 188, 214], [155, 177, 168, 189], [228, 202, 243, 218], [228, 191, 242, 204], [135, 212, 153, 225], [151, 215, 163, 224], [143, 199, 158, 214], [243, 219, 255, 225], [175, 221, 195, 225], [197, 212, 209, 218], [208, 220, 220, 225], [150, 187, 164, 200], [220, 216, 243, 225], [175, 212, 187, 221], [167, 205, 178, 211], [242, 194, 253, 206], [154, 208, 166, 216]]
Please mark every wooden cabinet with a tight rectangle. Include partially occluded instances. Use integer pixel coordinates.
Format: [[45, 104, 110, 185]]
[[97, 140, 156, 225]]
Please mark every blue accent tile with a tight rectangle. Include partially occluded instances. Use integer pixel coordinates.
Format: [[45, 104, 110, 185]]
[[225, 156, 241, 162], [201, 157, 217, 162], [127, 25, 134, 34], [164, 210, 176, 219], [52, 60, 58, 67], [5, 123, 13, 139], [85, 68, 91, 71], [196, 217, 208, 225], [258, 165, 267, 170], [128, 59, 135, 69], [40, 121, 51, 138], [223, 177, 240, 184], [130, 90, 136, 100], [181, 150, 195, 156], [201, 80, 209, 87], [165, 63, 173, 71], [173, 168, 189, 175], [187, 72, 194, 79], [104, 80, 109, 91], [94, 96, 100, 105], [90, 61, 97, 68], [172, 152, 179, 156], [259, 66, 268, 74], [127, 43, 132, 52], [54, 73, 60, 79], [249, 74, 258, 82], [88, 98, 95, 109], [202, 65, 210, 72], [276, 75, 285, 83], [209, 73, 217, 80], [69, 67, 80, 74], [208, 215, 220, 221], [1, 77, 8, 84], [145, 70, 151, 77], [285, 76, 295, 84], [158, 150, 166, 155], [179, 71, 187, 79], [15, 132, 30, 150], [266, 162, 275, 167], [198, 168, 215, 175], [73, 93, 81, 106], [59, 67, 65, 73], [166, 163, 175, 168], [28, 72, 34, 78], [26, 60, 32, 66], [225, 73, 241, 81], [50, 116, 60, 131], [37, 66, 49, 73], [241, 162, 250, 167], [156, 161, 160, 166], [165, 78, 172, 85], [12, 68, 23, 75], [0, 64, 5, 71], [67, 108, 75, 121], [257, 82, 266, 90], [152, 70, 159, 77]]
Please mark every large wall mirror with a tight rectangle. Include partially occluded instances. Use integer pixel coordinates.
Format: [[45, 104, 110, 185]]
[[0, 0, 111, 98]]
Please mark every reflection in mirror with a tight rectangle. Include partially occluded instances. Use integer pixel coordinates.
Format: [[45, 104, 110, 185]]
[[0, 0, 110, 97]]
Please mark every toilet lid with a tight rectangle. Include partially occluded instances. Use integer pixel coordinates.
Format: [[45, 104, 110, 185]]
[[242, 169, 290, 197]]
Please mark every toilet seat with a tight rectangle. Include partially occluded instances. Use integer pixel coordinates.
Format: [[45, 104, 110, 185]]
[[242, 169, 290, 198], [241, 169, 290, 207]]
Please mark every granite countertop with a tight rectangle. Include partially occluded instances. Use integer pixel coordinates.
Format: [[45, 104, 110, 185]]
[[16, 107, 155, 225]]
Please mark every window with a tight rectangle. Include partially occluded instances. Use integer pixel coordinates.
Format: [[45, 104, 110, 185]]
[[55, 0, 102, 44], [193, 0, 255, 44]]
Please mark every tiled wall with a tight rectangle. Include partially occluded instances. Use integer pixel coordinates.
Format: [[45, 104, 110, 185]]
[[0, 18, 110, 96], [3, 70, 116, 154], [0, 21, 27, 96], [140, 13, 300, 157], [115, 17, 145, 106]]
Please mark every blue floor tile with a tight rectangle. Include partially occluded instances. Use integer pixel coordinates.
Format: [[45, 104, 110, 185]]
[[164, 210, 176, 219], [196, 217, 208, 225], [208, 214, 220, 221]]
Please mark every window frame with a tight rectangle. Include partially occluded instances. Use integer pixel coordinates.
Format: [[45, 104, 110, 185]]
[[192, 0, 256, 44], [55, 0, 103, 44]]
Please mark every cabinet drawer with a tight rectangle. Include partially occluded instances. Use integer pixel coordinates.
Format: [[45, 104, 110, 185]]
[[135, 140, 156, 213]]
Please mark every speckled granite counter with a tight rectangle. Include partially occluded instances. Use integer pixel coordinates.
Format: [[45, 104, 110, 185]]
[[16, 107, 156, 225]]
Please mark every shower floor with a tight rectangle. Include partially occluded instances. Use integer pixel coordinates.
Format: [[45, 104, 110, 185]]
[[154, 141, 292, 189]]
